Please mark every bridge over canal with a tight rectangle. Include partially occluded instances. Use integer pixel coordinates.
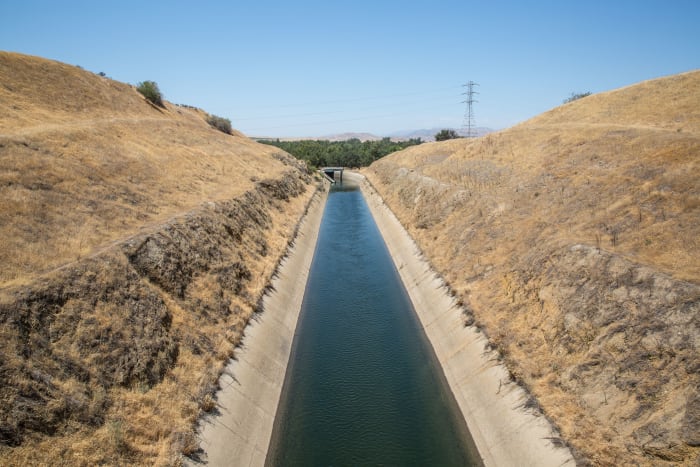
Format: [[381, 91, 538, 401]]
[[321, 167, 344, 183]]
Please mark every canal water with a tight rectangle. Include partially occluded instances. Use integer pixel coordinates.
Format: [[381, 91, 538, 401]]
[[266, 182, 482, 466]]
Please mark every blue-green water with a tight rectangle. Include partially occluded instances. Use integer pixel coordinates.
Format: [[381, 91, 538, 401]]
[[266, 183, 482, 466]]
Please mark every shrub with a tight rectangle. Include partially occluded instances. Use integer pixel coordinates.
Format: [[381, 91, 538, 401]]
[[435, 129, 459, 141], [207, 114, 232, 134], [563, 91, 592, 104], [136, 81, 164, 107]]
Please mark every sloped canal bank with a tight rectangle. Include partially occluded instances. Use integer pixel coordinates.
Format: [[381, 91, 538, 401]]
[[194, 173, 575, 466]]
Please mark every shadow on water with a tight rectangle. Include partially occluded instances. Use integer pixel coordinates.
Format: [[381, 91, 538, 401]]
[[266, 179, 483, 466], [327, 180, 359, 192]]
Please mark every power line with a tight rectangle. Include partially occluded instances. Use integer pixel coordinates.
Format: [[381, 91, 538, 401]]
[[230, 84, 469, 135], [233, 92, 458, 122], [231, 86, 462, 112], [461, 81, 479, 137], [241, 102, 458, 133]]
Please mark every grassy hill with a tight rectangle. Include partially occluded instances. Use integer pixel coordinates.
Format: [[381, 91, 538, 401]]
[[364, 70, 700, 465], [0, 52, 316, 465], [0, 51, 303, 287]]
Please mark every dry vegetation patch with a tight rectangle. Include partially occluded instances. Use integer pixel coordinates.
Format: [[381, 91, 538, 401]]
[[0, 52, 317, 465], [365, 70, 700, 465]]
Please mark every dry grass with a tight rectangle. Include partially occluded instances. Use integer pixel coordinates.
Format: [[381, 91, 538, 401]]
[[0, 52, 316, 465], [365, 70, 700, 465], [0, 51, 287, 286]]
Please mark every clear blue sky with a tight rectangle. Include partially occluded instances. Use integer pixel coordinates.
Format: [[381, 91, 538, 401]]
[[2, 1, 699, 137]]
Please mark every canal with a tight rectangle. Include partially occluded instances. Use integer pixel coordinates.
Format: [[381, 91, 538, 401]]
[[266, 181, 482, 466]]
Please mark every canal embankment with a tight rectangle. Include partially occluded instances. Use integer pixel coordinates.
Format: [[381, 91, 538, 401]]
[[191, 187, 328, 466], [194, 172, 576, 466], [350, 171, 576, 467]]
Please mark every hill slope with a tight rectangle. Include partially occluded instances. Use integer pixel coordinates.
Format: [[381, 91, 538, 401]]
[[0, 52, 305, 286], [0, 52, 316, 465], [365, 70, 700, 465]]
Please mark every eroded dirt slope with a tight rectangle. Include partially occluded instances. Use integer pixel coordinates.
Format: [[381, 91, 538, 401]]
[[365, 70, 700, 465], [0, 52, 316, 465]]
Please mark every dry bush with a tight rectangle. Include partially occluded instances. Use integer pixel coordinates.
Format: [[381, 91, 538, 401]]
[[206, 114, 232, 134]]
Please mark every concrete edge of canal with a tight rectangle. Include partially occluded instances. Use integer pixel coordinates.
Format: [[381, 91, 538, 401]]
[[189, 186, 329, 467], [192, 171, 576, 467], [352, 171, 577, 467]]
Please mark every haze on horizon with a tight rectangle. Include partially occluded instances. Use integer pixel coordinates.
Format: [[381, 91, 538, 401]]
[[1, 0, 698, 137]]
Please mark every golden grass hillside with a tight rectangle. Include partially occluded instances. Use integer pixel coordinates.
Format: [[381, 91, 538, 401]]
[[0, 51, 288, 286], [0, 52, 317, 465], [365, 70, 700, 466]]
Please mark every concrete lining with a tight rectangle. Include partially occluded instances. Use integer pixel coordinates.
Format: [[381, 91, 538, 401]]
[[193, 172, 576, 466], [352, 171, 576, 467], [190, 188, 328, 467]]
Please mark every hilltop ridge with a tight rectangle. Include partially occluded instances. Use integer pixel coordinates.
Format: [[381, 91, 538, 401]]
[[365, 70, 700, 465]]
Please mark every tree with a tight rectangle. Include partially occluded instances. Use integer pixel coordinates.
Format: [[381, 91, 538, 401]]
[[435, 129, 459, 141], [259, 138, 422, 168], [136, 81, 164, 107]]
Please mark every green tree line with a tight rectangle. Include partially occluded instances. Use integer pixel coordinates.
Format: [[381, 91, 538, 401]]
[[258, 137, 422, 168]]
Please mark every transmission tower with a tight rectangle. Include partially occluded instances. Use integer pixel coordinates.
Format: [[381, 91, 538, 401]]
[[461, 81, 479, 138]]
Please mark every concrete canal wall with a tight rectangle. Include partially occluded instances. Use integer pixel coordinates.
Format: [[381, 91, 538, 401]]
[[191, 188, 327, 467]]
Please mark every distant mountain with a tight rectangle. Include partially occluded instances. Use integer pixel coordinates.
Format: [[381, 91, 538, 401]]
[[258, 128, 495, 142], [322, 128, 496, 142], [254, 132, 383, 142], [390, 127, 494, 142], [320, 132, 383, 142]]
